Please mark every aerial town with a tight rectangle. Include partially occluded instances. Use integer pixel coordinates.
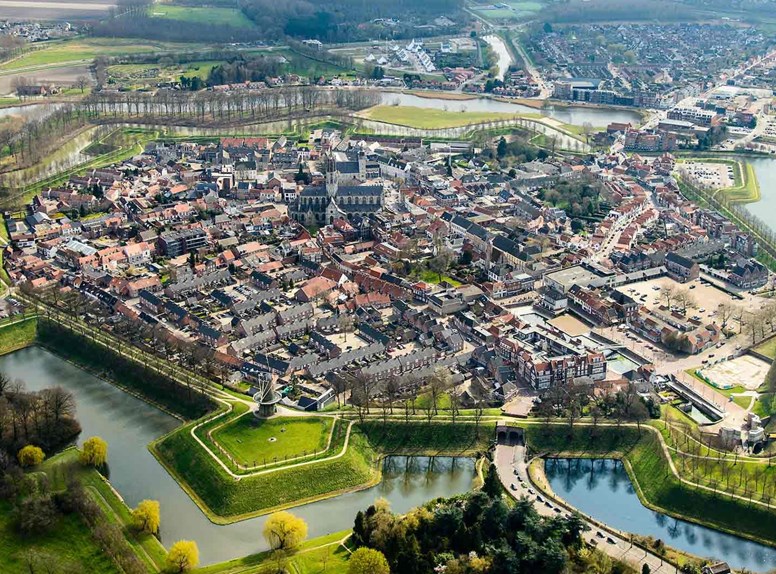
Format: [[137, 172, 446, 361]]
[[1, 1, 776, 574]]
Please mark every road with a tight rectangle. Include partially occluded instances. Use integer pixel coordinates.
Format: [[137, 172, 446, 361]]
[[495, 441, 675, 573]]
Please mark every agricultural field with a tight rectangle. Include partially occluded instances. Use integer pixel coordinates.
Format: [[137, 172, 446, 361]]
[[148, 4, 256, 28], [0, 39, 206, 72], [469, 1, 545, 22], [212, 415, 334, 466], [361, 105, 528, 129]]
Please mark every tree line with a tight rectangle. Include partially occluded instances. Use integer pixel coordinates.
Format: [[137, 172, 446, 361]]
[[0, 373, 81, 461], [350, 486, 626, 574]]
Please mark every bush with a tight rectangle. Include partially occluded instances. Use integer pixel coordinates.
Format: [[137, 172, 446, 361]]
[[17, 445, 45, 467]]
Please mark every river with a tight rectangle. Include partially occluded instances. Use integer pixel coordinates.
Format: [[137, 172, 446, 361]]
[[0, 347, 476, 566], [482, 35, 512, 81], [545, 458, 776, 572], [378, 92, 643, 127]]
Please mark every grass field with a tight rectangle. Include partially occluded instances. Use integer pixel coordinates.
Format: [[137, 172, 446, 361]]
[[212, 415, 334, 466], [196, 530, 352, 574], [470, 0, 544, 22], [0, 316, 37, 355], [0, 500, 120, 574], [149, 5, 256, 28], [414, 269, 463, 286], [0, 39, 205, 72], [525, 423, 776, 546], [361, 105, 530, 129], [0, 447, 167, 574], [754, 336, 776, 359]]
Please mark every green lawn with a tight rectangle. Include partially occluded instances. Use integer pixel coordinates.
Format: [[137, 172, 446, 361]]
[[415, 269, 462, 286], [195, 530, 352, 574], [148, 5, 256, 28], [212, 415, 334, 466], [153, 419, 375, 522], [0, 500, 120, 574], [362, 105, 533, 129], [0, 447, 166, 574], [0, 317, 37, 355], [754, 337, 776, 359]]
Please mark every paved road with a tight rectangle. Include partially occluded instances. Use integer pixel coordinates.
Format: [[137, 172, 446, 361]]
[[494, 443, 675, 573]]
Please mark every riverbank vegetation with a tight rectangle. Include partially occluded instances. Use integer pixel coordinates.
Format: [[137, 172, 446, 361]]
[[524, 423, 776, 547], [37, 318, 215, 420], [350, 485, 631, 574]]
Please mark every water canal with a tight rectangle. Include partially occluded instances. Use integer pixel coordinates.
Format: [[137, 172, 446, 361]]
[[378, 92, 643, 126], [545, 458, 776, 572], [0, 346, 476, 566]]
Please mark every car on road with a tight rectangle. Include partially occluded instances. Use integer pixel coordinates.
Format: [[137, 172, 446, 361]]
[[536, 495, 544, 502], [528, 488, 535, 495], [510, 484, 518, 491], [606, 537, 616, 545], [596, 531, 605, 538]]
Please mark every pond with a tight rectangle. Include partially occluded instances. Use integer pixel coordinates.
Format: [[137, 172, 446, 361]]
[[545, 458, 776, 572], [0, 346, 476, 566], [378, 92, 643, 127]]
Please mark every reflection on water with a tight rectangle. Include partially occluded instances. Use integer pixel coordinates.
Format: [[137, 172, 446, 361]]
[[545, 458, 776, 572], [378, 92, 642, 126], [0, 347, 475, 566]]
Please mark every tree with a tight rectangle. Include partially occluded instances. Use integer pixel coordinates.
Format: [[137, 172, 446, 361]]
[[642, 564, 651, 574], [132, 499, 160, 535], [75, 75, 89, 94], [348, 548, 390, 574], [167, 540, 199, 573], [482, 463, 501, 498], [80, 436, 108, 467], [17, 445, 44, 467], [263, 511, 308, 551]]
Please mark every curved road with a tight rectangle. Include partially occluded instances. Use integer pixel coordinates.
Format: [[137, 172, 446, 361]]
[[495, 441, 675, 573]]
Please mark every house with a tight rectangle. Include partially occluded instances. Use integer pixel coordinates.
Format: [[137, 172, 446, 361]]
[[665, 252, 699, 283], [701, 563, 731, 574], [728, 260, 768, 290]]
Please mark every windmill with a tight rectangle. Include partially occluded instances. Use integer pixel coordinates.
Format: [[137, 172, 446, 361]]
[[253, 376, 281, 418]]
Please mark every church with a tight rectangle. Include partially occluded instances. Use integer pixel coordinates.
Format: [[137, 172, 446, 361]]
[[290, 153, 384, 227]]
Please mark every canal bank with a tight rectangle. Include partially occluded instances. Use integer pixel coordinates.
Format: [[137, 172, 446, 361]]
[[544, 458, 776, 572], [520, 423, 776, 569]]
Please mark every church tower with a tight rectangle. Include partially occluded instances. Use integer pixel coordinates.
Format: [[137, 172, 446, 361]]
[[325, 154, 339, 198]]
